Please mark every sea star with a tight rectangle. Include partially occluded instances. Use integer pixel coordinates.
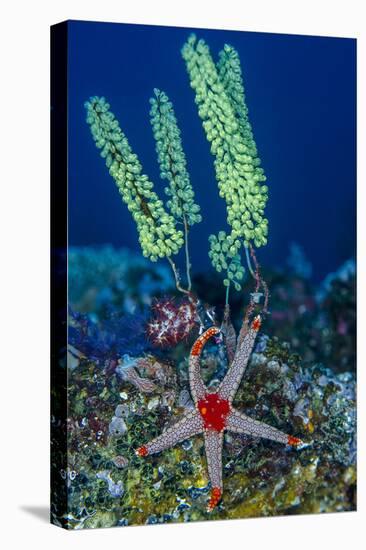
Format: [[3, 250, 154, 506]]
[[136, 315, 304, 511]]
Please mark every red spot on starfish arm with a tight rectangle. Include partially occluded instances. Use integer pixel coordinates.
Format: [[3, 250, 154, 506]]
[[190, 327, 220, 356], [198, 393, 230, 432], [191, 341, 203, 356], [207, 487, 222, 511], [287, 435, 303, 447], [136, 445, 148, 457], [252, 315, 261, 331]]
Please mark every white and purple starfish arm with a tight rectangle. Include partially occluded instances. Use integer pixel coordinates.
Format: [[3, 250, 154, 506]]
[[136, 410, 204, 456], [189, 327, 220, 403], [204, 429, 224, 511], [226, 408, 304, 447], [218, 316, 261, 402]]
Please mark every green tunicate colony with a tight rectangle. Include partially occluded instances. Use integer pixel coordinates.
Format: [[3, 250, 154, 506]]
[[149, 89, 201, 227], [85, 96, 184, 262], [86, 34, 269, 296], [208, 232, 245, 291], [182, 35, 269, 291]]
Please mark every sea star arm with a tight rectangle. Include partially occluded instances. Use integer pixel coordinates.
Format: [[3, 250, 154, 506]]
[[204, 429, 224, 511], [136, 410, 204, 456], [226, 408, 304, 447], [217, 316, 261, 402], [189, 326, 220, 403]]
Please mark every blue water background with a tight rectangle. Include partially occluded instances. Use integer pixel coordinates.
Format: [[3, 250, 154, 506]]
[[67, 20, 356, 281]]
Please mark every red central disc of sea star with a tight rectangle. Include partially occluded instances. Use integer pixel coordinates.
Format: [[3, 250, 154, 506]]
[[198, 393, 230, 431]]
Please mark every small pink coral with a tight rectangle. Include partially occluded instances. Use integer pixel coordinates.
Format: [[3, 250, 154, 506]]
[[146, 297, 197, 348]]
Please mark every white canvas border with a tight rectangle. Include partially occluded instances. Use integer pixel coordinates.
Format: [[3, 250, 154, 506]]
[[0, 1, 363, 549]]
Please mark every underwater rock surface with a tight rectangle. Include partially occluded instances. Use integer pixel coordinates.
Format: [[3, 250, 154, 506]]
[[51, 247, 356, 528]]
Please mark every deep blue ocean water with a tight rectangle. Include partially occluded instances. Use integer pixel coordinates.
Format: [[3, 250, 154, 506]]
[[67, 20, 356, 281]]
